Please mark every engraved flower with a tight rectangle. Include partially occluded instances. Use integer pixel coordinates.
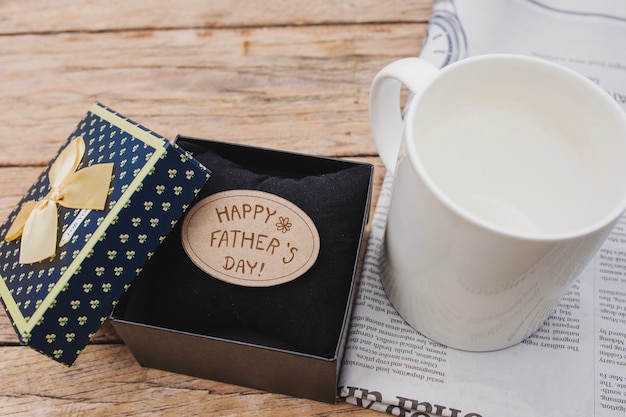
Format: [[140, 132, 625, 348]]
[[275, 216, 292, 233]]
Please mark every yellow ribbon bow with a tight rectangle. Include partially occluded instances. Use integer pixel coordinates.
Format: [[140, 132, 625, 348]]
[[5, 136, 114, 264]]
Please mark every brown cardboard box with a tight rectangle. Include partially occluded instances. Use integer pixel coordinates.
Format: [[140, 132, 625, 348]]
[[111, 137, 373, 403]]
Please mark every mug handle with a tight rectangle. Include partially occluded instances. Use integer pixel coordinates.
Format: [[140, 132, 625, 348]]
[[370, 58, 439, 174]]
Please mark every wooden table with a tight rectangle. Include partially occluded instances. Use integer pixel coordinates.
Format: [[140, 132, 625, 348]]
[[0, 1, 434, 415]]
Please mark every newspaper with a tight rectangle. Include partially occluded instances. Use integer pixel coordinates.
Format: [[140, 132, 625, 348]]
[[338, 1, 626, 416]]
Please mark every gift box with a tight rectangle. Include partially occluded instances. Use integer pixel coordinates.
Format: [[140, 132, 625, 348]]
[[110, 136, 374, 403], [0, 104, 210, 365]]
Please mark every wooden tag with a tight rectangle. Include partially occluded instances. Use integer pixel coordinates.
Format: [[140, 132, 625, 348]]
[[181, 190, 321, 287]]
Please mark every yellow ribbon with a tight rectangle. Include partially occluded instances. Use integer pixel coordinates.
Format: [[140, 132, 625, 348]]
[[5, 137, 114, 264]]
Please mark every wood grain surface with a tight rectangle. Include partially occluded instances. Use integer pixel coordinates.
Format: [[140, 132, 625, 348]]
[[0, 1, 434, 415]]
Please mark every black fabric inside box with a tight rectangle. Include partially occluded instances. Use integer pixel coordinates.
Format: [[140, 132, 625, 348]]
[[122, 139, 371, 358]]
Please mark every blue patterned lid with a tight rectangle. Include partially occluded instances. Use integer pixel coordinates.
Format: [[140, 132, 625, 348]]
[[0, 103, 210, 364]]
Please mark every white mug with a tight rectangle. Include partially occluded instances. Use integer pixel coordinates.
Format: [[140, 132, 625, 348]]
[[371, 54, 626, 351]]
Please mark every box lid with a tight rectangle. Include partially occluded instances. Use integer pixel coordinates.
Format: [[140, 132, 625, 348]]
[[0, 103, 210, 365]]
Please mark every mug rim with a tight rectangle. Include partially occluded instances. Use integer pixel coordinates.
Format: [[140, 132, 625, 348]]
[[404, 53, 626, 242]]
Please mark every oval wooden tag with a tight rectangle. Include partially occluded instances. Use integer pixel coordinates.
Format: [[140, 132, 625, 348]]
[[181, 190, 320, 287]]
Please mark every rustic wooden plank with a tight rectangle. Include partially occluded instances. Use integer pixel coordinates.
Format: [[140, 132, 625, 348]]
[[0, 0, 433, 34], [0, 24, 426, 166], [0, 167, 42, 218], [0, 344, 382, 416]]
